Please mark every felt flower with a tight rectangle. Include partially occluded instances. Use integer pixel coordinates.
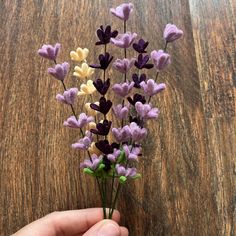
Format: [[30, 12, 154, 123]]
[[56, 88, 78, 105], [127, 93, 146, 106], [150, 50, 171, 71], [135, 102, 159, 119], [112, 81, 134, 97], [133, 39, 149, 53], [129, 122, 147, 142], [164, 24, 183, 43], [123, 144, 141, 161], [90, 97, 112, 116], [129, 116, 144, 128], [72, 131, 93, 150], [70, 47, 89, 62], [95, 140, 113, 155], [88, 142, 102, 155], [90, 119, 112, 136], [140, 79, 166, 96], [112, 125, 131, 143], [90, 53, 113, 70], [132, 73, 147, 88], [38, 43, 60, 61], [113, 104, 129, 120], [87, 121, 97, 130], [113, 58, 135, 74], [63, 113, 94, 129], [107, 149, 121, 162], [134, 54, 153, 69], [77, 80, 96, 95], [93, 78, 110, 95], [47, 62, 69, 81], [80, 154, 102, 170], [73, 63, 94, 79], [115, 164, 137, 177], [85, 102, 99, 116], [110, 32, 137, 48], [96, 25, 118, 45], [110, 3, 134, 21]]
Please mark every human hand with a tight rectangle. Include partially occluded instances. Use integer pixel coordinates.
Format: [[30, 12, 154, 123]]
[[12, 208, 129, 236]]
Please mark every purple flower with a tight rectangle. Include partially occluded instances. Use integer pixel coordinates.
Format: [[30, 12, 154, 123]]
[[127, 93, 146, 106], [113, 104, 129, 120], [90, 97, 112, 115], [115, 164, 137, 177], [113, 58, 135, 74], [164, 24, 183, 43], [123, 144, 141, 161], [129, 116, 144, 128], [110, 3, 134, 21], [129, 122, 147, 142], [150, 50, 171, 71], [38, 43, 60, 61], [90, 119, 112, 136], [107, 149, 121, 162], [72, 131, 93, 150], [80, 154, 102, 170], [95, 140, 113, 155], [47, 62, 69, 81], [133, 39, 149, 53], [96, 25, 118, 45], [132, 73, 147, 88], [93, 78, 110, 95], [135, 102, 160, 119], [90, 53, 113, 70], [140, 79, 166, 96], [56, 87, 78, 105], [112, 81, 134, 97], [112, 125, 131, 143], [63, 113, 94, 129], [110, 32, 137, 48], [134, 54, 153, 69]]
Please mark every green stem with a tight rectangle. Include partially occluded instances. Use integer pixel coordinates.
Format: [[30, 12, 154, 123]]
[[108, 171, 115, 218], [109, 183, 122, 218]]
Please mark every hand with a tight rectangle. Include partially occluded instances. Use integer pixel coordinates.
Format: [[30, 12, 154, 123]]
[[12, 208, 129, 236]]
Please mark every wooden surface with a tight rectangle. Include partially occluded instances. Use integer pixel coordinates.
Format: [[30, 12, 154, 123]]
[[0, 0, 236, 235]]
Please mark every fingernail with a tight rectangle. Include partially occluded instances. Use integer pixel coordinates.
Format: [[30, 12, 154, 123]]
[[98, 222, 120, 236]]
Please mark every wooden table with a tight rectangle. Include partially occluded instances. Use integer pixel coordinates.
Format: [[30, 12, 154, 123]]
[[0, 0, 235, 235]]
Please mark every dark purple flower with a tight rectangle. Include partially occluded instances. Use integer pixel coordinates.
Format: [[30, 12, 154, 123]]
[[134, 54, 153, 69], [135, 102, 160, 119], [113, 58, 135, 74], [63, 113, 94, 129], [95, 140, 113, 155], [151, 50, 171, 71], [127, 93, 146, 106], [113, 104, 129, 120], [132, 73, 147, 88], [112, 82, 134, 97], [80, 154, 102, 170], [90, 53, 113, 70], [90, 119, 112, 136], [164, 24, 183, 43], [107, 149, 121, 162], [140, 79, 166, 96], [72, 131, 93, 150], [90, 97, 112, 116], [56, 87, 78, 105], [96, 25, 118, 45], [112, 125, 131, 143], [47, 62, 69, 81], [123, 144, 141, 161], [110, 3, 134, 21], [115, 164, 137, 177], [129, 122, 147, 142], [38, 43, 60, 61], [133, 39, 149, 53], [110, 32, 137, 48], [129, 116, 144, 127], [93, 78, 110, 95]]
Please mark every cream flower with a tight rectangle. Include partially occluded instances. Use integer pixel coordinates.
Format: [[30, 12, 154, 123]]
[[70, 47, 89, 62], [88, 142, 102, 155], [85, 102, 99, 116], [73, 63, 94, 79], [78, 80, 96, 96], [87, 122, 97, 130]]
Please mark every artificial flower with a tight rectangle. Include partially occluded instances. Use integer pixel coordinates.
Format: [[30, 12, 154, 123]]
[[90, 53, 113, 70], [110, 32, 137, 48], [90, 97, 112, 115], [127, 93, 146, 106], [70, 47, 89, 62], [85, 102, 99, 116], [135, 102, 159, 119], [107, 149, 121, 162], [72, 131, 93, 150], [56, 88, 78, 105], [129, 122, 147, 142], [123, 144, 141, 161], [63, 113, 94, 129], [132, 73, 147, 88], [93, 78, 110, 95], [90, 119, 112, 136], [88, 142, 102, 155], [73, 63, 94, 79], [134, 54, 153, 69], [150, 50, 171, 71], [47, 62, 69, 81], [115, 164, 137, 177], [112, 81, 134, 97], [110, 3, 134, 21], [113, 58, 135, 74], [133, 39, 149, 53], [95, 140, 113, 155], [80, 154, 102, 170], [113, 104, 129, 120], [38, 43, 60, 61], [77, 80, 96, 95], [164, 24, 183, 43], [96, 25, 118, 45], [140, 79, 166, 96], [112, 125, 131, 143]]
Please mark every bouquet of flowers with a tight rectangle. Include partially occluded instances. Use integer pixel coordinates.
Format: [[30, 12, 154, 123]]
[[38, 2, 183, 219]]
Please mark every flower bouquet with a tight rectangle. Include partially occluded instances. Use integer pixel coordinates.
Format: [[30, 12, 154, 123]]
[[38, 2, 183, 219]]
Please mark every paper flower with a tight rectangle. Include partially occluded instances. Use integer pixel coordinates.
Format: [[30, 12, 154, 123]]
[[70, 47, 89, 62], [80, 154, 102, 170], [110, 32, 137, 48], [90, 53, 113, 70], [140, 79, 166, 96], [135, 102, 160, 119], [164, 24, 183, 43], [132, 73, 147, 88], [90, 97, 112, 116], [150, 50, 171, 71], [38, 43, 60, 61], [47, 62, 69, 81], [113, 104, 129, 120], [96, 25, 118, 45], [77, 80, 96, 96], [56, 88, 78, 105], [110, 3, 134, 21], [93, 78, 110, 95], [73, 63, 94, 79], [113, 58, 135, 74], [112, 81, 134, 97], [63, 114, 94, 129], [72, 131, 93, 150], [133, 39, 149, 53]]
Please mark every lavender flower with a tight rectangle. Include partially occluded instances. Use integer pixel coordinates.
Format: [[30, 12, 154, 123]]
[[127, 93, 146, 106], [113, 104, 129, 120], [90, 119, 112, 136], [164, 24, 183, 43], [110, 3, 134, 21], [95, 140, 113, 154], [112, 125, 131, 142], [90, 97, 112, 115], [140, 79, 166, 96], [115, 164, 137, 177], [133, 39, 149, 53], [132, 73, 147, 88], [150, 50, 171, 71], [38, 43, 60, 61], [129, 122, 147, 142], [134, 54, 153, 69], [80, 154, 102, 170], [112, 81, 134, 97], [56, 88, 78, 105], [63, 113, 94, 129], [107, 149, 121, 162], [135, 102, 160, 119], [113, 58, 135, 74], [93, 78, 110, 95], [47, 62, 69, 81], [72, 131, 93, 150], [90, 53, 113, 70], [110, 32, 137, 48], [96, 25, 118, 45], [123, 144, 141, 161]]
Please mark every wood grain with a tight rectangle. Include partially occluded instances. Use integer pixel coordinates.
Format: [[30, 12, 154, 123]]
[[0, 0, 235, 235]]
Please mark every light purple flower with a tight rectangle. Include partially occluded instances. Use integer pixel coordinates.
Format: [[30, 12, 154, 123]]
[[80, 154, 102, 170], [164, 24, 183, 43], [113, 58, 135, 74], [150, 50, 170, 71], [112, 81, 134, 97], [140, 79, 166, 96], [71, 131, 93, 150], [107, 149, 121, 162], [112, 125, 131, 142], [47, 62, 70, 81], [113, 104, 129, 120], [110, 3, 134, 21], [123, 144, 141, 161], [110, 32, 137, 48], [129, 122, 147, 142], [135, 102, 159, 119], [115, 164, 137, 177], [56, 87, 78, 105], [38, 43, 61, 61], [63, 113, 94, 129]]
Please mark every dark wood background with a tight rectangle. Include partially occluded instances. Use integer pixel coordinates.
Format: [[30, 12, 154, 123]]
[[0, 0, 236, 235]]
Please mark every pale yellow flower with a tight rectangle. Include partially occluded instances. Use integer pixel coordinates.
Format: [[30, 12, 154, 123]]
[[70, 47, 89, 62], [78, 80, 96, 95], [73, 63, 94, 79], [85, 102, 99, 116], [88, 142, 102, 155], [87, 122, 96, 130]]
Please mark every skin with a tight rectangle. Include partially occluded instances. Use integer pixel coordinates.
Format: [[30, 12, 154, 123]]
[[12, 208, 129, 236]]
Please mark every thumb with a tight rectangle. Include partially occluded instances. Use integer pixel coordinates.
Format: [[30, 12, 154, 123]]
[[83, 219, 121, 236]]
